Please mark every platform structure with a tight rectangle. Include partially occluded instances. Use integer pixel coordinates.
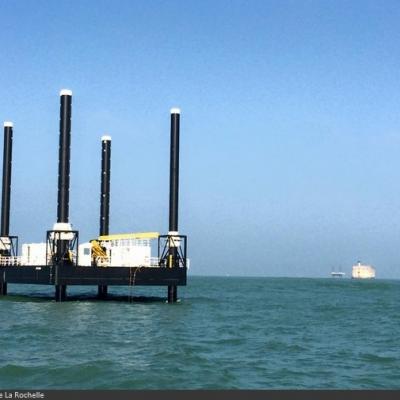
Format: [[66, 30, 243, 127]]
[[1, 264, 186, 287], [0, 91, 187, 302], [0, 265, 186, 296], [0, 233, 187, 300]]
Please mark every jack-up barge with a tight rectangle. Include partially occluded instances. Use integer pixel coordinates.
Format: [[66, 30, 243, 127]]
[[0, 90, 187, 302]]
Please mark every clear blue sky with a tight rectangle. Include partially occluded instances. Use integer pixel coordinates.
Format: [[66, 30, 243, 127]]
[[1, 0, 399, 277]]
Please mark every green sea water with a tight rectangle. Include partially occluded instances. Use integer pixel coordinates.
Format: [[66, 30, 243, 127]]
[[0, 276, 399, 389]]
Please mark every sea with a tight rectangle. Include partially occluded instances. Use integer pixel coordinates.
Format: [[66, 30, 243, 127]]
[[0, 276, 399, 389]]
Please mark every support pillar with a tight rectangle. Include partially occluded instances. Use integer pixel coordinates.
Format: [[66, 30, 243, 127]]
[[167, 284, 177, 303], [98, 284, 108, 298], [98, 136, 111, 298], [1, 122, 13, 238], [55, 284, 67, 302], [167, 108, 180, 303], [53, 89, 72, 301], [0, 281, 7, 296]]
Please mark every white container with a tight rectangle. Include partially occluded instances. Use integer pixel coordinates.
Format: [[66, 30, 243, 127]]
[[21, 243, 47, 266]]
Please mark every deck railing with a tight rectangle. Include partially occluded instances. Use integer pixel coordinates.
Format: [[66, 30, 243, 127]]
[[0, 256, 21, 266]]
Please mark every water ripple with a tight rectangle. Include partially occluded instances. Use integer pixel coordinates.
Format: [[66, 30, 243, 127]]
[[1, 278, 400, 389]]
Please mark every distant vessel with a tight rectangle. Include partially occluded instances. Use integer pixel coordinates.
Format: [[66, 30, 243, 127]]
[[331, 266, 345, 278], [331, 271, 345, 278], [351, 261, 376, 279]]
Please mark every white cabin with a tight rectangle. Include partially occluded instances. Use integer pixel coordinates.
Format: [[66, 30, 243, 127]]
[[78, 233, 160, 267]]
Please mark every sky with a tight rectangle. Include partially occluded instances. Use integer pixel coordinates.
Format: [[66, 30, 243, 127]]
[[0, 0, 399, 278]]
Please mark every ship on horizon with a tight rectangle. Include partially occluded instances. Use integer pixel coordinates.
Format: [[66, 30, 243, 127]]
[[331, 270, 346, 278], [331, 266, 346, 278], [351, 261, 376, 279]]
